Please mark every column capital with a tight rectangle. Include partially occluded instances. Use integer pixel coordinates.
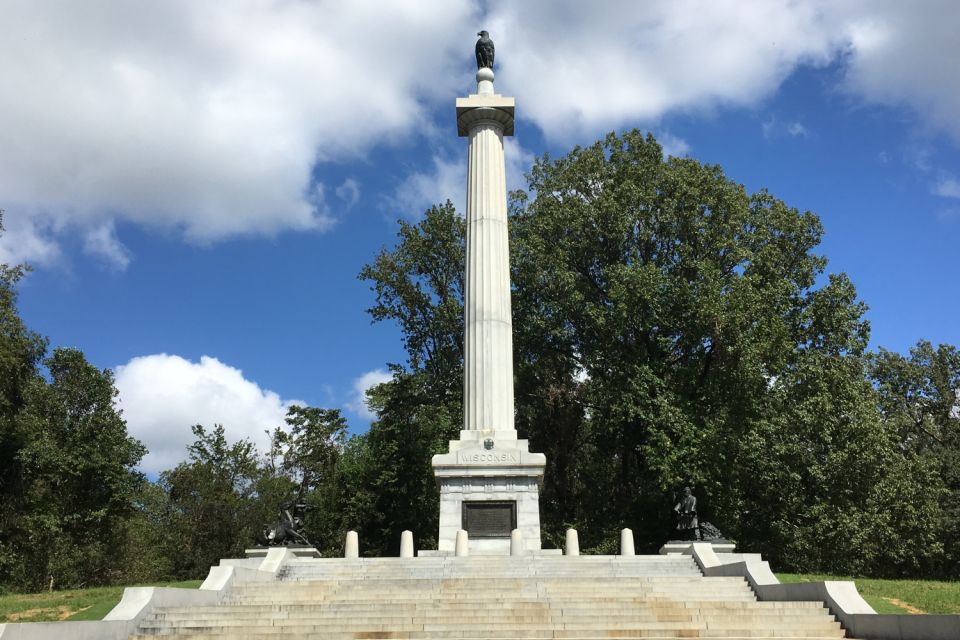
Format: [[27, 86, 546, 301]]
[[456, 95, 514, 136]]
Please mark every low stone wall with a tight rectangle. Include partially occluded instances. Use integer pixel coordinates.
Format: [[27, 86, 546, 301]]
[[0, 547, 299, 640], [690, 543, 960, 640]]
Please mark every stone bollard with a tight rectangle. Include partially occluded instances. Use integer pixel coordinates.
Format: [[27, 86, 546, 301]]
[[510, 529, 524, 556], [620, 528, 635, 556], [344, 530, 359, 558], [565, 528, 580, 556], [455, 529, 470, 557], [400, 530, 415, 558]]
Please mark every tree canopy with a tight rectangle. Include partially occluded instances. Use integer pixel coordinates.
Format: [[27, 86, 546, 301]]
[[1, 129, 958, 592], [353, 131, 951, 576]]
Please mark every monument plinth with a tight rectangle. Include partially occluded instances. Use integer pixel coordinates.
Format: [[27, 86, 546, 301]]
[[432, 55, 546, 555]]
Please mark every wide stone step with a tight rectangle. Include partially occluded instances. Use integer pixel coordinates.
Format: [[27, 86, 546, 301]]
[[225, 590, 756, 600], [274, 580, 713, 584], [222, 598, 761, 607], [133, 630, 845, 639], [137, 626, 841, 636], [135, 636, 845, 640], [141, 609, 833, 624], [279, 571, 704, 576], [225, 595, 758, 603], [148, 604, 825, 614], [150, 602, 827, 615], [134, 630, 838, 636], [286, 576, 705, 580], [131, 555, 854, 639], [260, 578, 742, 585], [134, 637, 844, 640], [239, 590, 753, 596]]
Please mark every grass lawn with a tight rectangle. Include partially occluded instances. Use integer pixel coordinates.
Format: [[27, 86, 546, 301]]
[[0, 580, 202, 623], [777, 574, 960, 615]]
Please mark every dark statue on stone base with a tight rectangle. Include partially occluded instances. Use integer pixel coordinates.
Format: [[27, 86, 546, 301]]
[[475, 30, 494, 69], [258, 498, 311, 547], [668, 487, 730, 544], [674, 486, 699, 540]]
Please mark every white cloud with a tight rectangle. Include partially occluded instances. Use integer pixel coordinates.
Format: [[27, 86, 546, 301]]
[[834, 1, 960, 142], [114, 353, 304, 474], [335, 178, 361, 208], [934, 176, 960, 199], [83, 221, 131, 271], [392, 138, 534, 218], [5, 0, 960, 269], [0, 212, 61, 268], [0, 0, 478, 263], [392, 154, 466, 218], [489, 0, 838, 139], [485, 1, 960, 146], [787, 122, 809, 138], [346, 368, 393, 421], [504, 138, 536, 193], [762, 116, 810, 140], [656, 132, 691, 158]]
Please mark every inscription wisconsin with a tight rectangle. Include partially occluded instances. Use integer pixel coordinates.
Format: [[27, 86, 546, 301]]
[[457, 449, 521, 464]]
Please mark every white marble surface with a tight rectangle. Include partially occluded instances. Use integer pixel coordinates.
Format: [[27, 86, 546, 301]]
[[432, 74, 546, 556], [461, 91, 515, 434]]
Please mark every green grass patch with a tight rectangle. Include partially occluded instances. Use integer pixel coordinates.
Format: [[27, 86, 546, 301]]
[[0, 580, 201, 623], [777, 574, 960, 615]]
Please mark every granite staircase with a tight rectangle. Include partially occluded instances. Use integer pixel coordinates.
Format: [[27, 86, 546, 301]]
[[130, 555, 849, 639]]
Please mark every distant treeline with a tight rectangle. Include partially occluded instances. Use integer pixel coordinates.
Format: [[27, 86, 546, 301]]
[[1, 132, 957, 591]]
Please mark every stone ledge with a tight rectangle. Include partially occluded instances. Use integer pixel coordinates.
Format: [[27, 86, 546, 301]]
[[456, 95, 515, 136], [689, 542, 960, 640], [660, 541, 736, 555], [244, 546, 321, 559]]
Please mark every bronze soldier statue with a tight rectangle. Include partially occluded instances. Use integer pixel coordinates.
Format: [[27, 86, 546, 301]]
[[674, 486, 700, 541]]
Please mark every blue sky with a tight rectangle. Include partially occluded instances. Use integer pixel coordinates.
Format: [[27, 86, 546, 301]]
[[2, 1, 958, 473]]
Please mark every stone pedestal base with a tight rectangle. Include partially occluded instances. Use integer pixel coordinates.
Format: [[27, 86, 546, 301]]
[[245, 546, 321, 559], [432, 429, 546, 555], [659, 540, 736, 555]]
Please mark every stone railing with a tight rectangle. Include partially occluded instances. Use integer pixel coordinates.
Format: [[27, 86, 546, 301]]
[[689, 542, 960, 640]]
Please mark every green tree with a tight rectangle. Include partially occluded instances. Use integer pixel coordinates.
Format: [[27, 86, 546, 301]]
[[359, 201, 465, 389], [159, 424, 260, 579], [358, 130, 942, 574], [510, 131, 940, 570], [264, 406, 347, 552], [115, 480, 176, 583], [869, 341, 960, 577], [311, 371, 459, 558], [344, 203, 466, 555], [271, 406, 346, 492], [0, 213, 50, 586], [9, 348, 146, 589]]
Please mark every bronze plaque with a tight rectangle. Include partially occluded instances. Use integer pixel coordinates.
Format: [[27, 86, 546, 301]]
[[462, 501, 516, 538]]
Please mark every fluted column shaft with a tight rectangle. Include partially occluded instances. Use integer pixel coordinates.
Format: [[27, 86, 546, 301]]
[[463, 115, 513, 432]]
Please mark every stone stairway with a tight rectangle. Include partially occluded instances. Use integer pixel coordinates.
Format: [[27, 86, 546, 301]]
[[130, 555, 849, 639]]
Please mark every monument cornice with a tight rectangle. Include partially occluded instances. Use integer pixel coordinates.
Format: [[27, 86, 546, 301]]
[[456, 97, 515, 136]]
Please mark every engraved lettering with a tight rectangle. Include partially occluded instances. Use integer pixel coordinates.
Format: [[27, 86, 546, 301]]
[[457, 450, 521, 464]]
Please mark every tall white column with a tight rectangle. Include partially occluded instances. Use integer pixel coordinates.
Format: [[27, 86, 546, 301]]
[[431, 65, 543, 556], [457, 67, 516, 433]]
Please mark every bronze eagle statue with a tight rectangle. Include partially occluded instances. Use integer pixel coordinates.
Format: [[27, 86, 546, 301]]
[[475, 30, 494, 70]]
